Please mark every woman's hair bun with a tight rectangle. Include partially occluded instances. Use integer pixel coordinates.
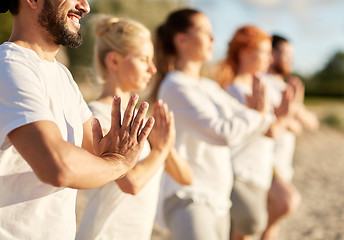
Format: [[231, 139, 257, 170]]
[[95, 17, 120, 37]]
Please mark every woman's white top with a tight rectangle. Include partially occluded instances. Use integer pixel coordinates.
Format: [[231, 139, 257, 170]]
[[158, 71, 271, 216], [76, 101, 163, 240], [226, 79, 277, 190], [264, 75, 296, 181]]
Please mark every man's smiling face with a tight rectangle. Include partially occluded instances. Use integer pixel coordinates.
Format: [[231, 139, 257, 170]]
[[38, 0, 90, 48]]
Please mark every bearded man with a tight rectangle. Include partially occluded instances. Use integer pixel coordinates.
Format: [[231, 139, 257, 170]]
[[0, 0, 154, 239], [261, 35, 319, 240]]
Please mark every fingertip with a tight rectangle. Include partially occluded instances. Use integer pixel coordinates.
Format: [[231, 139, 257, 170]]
[[131, 94, 139, 101], [91, 118, 98, 128], [141, 101, 149, 109], [147, 116, 155, 125], [112, 96, 121, 109], [169, 111, 175, 121]]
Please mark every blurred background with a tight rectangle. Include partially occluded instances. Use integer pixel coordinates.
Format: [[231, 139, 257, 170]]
[[1, 0, 344, 239], [2, 0, 344, 127]]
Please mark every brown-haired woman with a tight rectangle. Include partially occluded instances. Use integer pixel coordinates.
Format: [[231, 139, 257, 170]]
[[154, 9, 271, 240]]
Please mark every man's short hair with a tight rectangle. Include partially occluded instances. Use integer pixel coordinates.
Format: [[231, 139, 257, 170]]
[[0, 0, 20, 15], [272, 34, 289, 50]]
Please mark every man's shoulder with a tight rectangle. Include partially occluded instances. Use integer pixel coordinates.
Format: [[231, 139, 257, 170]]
[[0, 42, 39, 68]]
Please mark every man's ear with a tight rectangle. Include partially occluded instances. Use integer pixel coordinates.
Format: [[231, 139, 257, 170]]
[[105, 51, 122, 73], [25, 0, 39, 10]]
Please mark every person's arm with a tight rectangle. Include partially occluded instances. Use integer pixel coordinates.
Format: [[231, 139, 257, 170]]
[[159, 76, 268, 147], [115, 100, 175, 195], [165, 148, 193, 185], [294, 104, 319, 131], [287, 75, 319, 131], [286, 117, 303, 136], [8, 95, 154, 189]]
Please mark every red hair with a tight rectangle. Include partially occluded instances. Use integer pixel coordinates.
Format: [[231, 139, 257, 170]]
[[217, 25, 271, 88]]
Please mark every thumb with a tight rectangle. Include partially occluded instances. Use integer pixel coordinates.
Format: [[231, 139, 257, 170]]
[[91, 118, 103, 154]]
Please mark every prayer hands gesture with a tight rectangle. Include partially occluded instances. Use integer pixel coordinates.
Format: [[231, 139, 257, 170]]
[[288, 76, 305, 104], [274, 84, 295, 119], [92, 94, 155, 172], [246, 74, 268, 115], [148, 100, 176, 155]]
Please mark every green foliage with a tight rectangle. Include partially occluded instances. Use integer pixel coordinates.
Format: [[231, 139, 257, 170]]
[[313, 52, 344, 82], [323, 114, 344, 129], [304, 79, 344, 97], [302, 51, 344, 97], [0, 12, 13, 43]]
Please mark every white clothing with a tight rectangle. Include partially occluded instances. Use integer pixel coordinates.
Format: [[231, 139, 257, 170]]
[[273, 131, 295, 181], [226, 80, 276, 190], [0, 42, 92, 240], [157, 71, 271, 217], [264, 75, 296, 181], [76, 101, 163, 240], [164, 195, 230, 240]]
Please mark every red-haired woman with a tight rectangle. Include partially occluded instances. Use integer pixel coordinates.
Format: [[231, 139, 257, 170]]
[[212, 25, 295, 240]]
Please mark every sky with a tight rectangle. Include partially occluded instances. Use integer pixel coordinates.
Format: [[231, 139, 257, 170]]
[[188, 0, 344, 76]]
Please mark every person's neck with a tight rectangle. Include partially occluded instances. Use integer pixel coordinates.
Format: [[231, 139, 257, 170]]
[[97, 76, 130, 109], [268, 68, 284, 81], [235, 65, 256, 86], [234, 72, 254, 86], [175, 58, 203, 81], [9, 19, 59, 62]]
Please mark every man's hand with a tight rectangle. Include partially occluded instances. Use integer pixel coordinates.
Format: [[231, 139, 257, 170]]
[[288, 76, 305, 104], [92, 94, 155, 172], [274, 84, 295, 119]]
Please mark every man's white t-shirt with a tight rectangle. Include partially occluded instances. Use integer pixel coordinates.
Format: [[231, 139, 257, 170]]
[[76, 101, 163, 240], [0, 42, 92, 240], [264, 75, 296, 181]]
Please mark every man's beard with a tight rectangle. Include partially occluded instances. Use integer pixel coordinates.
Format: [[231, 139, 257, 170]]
[[38, 0, 82, 48]]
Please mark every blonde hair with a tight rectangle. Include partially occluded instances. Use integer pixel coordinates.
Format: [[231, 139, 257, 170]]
[[93, 15, 151, 78]]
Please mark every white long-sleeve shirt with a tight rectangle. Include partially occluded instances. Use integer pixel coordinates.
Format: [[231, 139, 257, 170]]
[[158, 71, 271, 216], [226, 79, 277, 190]]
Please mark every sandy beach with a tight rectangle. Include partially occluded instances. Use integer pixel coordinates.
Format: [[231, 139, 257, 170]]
[[279, 124, 344, 240]]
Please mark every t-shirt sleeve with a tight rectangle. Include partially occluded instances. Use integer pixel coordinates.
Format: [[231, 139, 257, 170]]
[[0, 60, 55, 148]]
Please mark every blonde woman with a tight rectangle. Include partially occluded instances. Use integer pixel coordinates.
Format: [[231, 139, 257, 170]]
[[76, 16, 193, 240]]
